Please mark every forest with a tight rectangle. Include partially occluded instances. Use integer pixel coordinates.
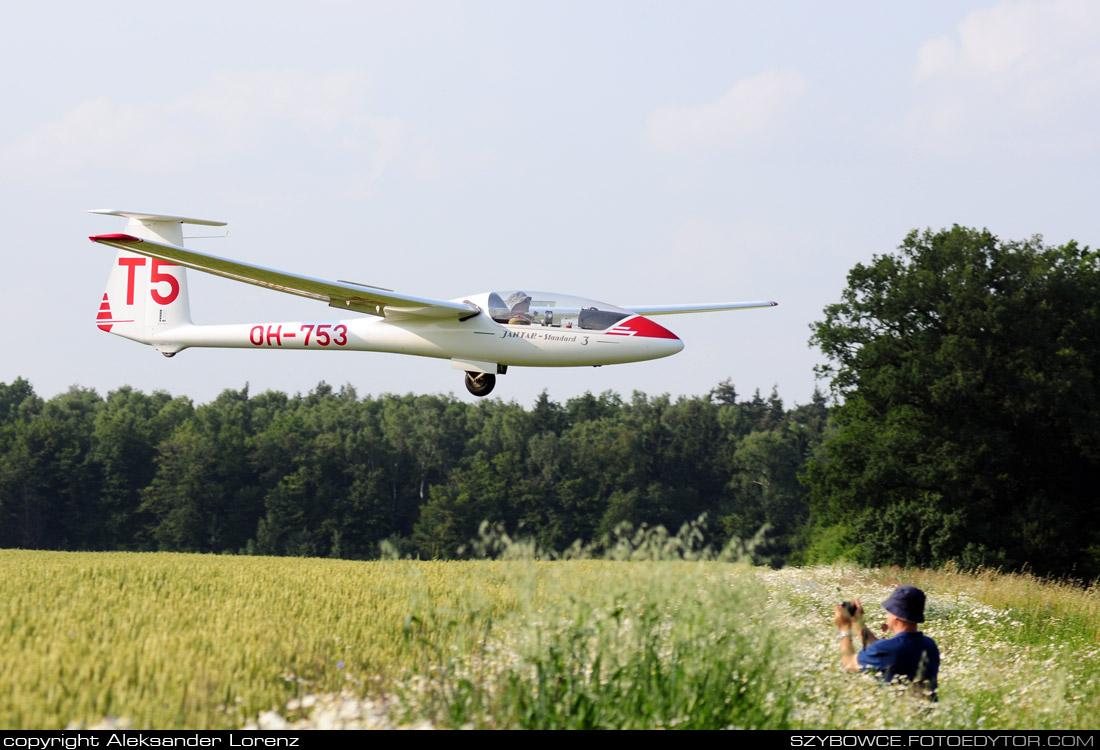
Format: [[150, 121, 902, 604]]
[[0, 377, 823, 567]]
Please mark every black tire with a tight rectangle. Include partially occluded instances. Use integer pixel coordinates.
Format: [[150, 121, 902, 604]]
[[464, 372, 496, 397]]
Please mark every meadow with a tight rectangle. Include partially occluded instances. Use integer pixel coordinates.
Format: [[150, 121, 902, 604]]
[[2, 534, 1097, 730]]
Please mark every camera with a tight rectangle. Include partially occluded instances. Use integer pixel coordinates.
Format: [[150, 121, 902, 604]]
[[840, 601, 858, 617]]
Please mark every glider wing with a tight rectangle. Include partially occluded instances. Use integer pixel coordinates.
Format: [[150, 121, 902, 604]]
[[88, 234, 475, 320], [626, 301, 778, 316]]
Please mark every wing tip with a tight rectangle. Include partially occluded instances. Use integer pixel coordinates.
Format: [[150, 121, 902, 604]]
[[90, 233, 142, 243]]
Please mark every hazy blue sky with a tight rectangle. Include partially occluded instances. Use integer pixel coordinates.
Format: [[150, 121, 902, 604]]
[[3, 1, 1097, 407]]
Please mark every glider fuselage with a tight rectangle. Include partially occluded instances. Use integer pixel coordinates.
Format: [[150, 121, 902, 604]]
[[141, 305, 684, 367]]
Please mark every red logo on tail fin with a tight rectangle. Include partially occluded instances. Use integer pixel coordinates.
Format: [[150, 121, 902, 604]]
[[96, 294, 134, 332], [97, 294, 114, 332]]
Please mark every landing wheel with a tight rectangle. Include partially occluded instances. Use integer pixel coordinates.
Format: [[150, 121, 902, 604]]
[[464, 372, 496, 397]]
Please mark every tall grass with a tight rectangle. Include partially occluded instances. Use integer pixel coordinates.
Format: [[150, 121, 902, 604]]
[[396, 562, 789, 729], [2, 535, 1098, 729]]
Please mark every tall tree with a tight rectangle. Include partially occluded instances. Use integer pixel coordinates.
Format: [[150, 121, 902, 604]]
[[0, 386, 102, 549], [141, 420, 222, 551], [89, 387, 193, 548], [807, 227, 1100, 577]]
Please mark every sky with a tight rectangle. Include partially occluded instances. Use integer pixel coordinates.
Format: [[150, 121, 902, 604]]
[[2, 0, 1098, 409]]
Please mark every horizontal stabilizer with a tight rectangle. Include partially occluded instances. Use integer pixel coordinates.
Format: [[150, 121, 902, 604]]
[[88, 209, 226, 227]]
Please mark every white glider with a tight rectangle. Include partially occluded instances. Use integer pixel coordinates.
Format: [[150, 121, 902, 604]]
[[89, 210, 776, 397]]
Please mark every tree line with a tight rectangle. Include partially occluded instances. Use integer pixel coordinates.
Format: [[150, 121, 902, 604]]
[[0, 377, 824, 566]]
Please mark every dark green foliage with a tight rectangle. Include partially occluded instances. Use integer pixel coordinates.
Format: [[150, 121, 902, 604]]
[[0, 377, 824, 563], [0, 386, 99, 549], [807, 227, 1100, 577], [141, 420, 222, 551], [91, 387, 192, 547]]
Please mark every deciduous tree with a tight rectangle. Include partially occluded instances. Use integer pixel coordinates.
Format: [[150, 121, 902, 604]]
[[807, 227, 1100, 576]]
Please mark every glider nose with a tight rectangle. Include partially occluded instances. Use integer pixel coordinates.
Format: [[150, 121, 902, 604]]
[[623, 315, 681, 342], [611, 315, 684, 359], [647, 319, 684, 358], [664, 328, 685, 355]]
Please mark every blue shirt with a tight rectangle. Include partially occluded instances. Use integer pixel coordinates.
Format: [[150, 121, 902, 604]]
[[858, 631, 939, 698]]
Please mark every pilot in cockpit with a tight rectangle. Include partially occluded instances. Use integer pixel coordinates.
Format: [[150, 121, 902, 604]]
[[505, 292, 534, 325]]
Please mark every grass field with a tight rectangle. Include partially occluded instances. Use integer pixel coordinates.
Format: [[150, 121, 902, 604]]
[[2, 540, 1097, 729]]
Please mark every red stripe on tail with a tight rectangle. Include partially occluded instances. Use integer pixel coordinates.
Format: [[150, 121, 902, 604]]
[[97, 294, 114, 332]]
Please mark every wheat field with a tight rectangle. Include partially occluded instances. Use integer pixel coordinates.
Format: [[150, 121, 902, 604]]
[[2, 544, 1097, 729]]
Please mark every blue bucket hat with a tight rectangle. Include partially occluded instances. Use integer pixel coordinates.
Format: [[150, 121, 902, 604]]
[[882, 585, 926, 623]]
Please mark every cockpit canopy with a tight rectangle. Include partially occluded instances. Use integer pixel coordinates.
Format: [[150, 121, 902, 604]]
[[484, 291, 632, 331]]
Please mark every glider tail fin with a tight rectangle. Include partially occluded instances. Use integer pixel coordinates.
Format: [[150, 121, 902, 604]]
[[93, 211, 222, 355]]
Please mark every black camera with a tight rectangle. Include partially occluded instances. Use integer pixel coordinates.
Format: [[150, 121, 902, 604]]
[[840, 601, 858, 617]]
